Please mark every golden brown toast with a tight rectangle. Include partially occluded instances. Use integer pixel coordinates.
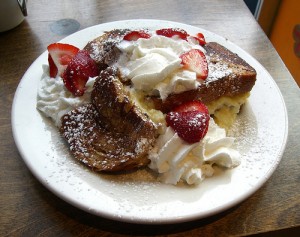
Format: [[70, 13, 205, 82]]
[[84, 29, 129, 70], [60, 67, 157, 172], [151, 42, 257, 113]]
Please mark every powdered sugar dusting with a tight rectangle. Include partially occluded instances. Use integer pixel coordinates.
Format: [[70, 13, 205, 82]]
[[207, 61, 232, 83]]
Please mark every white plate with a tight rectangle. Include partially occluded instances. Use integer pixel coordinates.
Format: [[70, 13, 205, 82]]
[[12, 19, 288, 224]]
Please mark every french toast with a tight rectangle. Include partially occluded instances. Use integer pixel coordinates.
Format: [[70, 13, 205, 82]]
[[60, 67, 158, 172], [60, 28, 256, 172], [84, 29, 130, 70], [151, 42, 256, 113]]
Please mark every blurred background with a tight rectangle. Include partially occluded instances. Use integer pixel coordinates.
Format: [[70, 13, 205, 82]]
[[244, 0, 300, 87]]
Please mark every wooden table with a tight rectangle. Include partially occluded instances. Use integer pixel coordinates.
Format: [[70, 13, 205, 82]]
[[1, 0, 299, 236]]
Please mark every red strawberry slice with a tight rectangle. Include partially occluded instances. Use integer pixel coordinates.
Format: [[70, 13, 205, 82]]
[[48, 53, 58, 78], [47, 43, 79, 77], [190, 33, 206, 46], [180, 49, 208, 80], [173, 100, 209, 114], [123, 30, 151, 41], [166, 101, 210, 144], [156, 28, 189, 40], [62, 50, 99, 96]]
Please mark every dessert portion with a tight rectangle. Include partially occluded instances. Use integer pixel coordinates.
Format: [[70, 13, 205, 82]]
[[153, 42, 256, 112], [61, 67, 157, 172], [153, 41, 256, 130], [37, 27, 256, 185], [84, 29, 130, 70]]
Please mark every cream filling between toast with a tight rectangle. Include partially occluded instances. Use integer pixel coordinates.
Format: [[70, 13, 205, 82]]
[[206, 93, 250, 130]]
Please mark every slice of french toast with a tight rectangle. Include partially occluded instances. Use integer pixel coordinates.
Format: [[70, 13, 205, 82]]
[[84, 29, 130, 70], [151, 42, 256, 113], [60, 67, 158, 172]]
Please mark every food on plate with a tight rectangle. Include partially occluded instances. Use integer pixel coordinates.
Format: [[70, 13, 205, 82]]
[[61, 67, 157, 172], [37, 27, 256, 185]]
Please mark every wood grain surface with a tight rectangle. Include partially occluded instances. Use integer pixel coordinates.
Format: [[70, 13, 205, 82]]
[[0, 0, 299, 236]]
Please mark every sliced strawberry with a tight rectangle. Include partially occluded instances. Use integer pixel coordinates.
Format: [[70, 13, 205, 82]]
[[123, 30, 151, 41], [48, 53, 58, 78], [47, 43, 79, 77], [156, 28, 189, 40], [166, 101, 210, 143], [190, 33, 206, 46], [180, 49, 208, 80], [173, 100, 209, 114], [62, 50, 99, 96]]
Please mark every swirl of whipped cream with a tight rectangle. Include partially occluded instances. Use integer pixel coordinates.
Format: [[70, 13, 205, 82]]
[[148, 120, 241, 185], [36, 65, 96, 127], [116, 34, 204, 99]]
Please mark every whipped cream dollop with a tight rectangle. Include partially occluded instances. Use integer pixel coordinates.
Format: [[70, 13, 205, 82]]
[[148, 120, 240, 185], [36, 65, 96, 127], [115, 35, 204, 100]]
